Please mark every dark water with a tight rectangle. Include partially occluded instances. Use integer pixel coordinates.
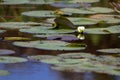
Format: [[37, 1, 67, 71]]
[[0, 0, 120, 80]]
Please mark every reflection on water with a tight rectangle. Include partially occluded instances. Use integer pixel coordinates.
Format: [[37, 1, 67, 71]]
[[0, 0, 120, 80]]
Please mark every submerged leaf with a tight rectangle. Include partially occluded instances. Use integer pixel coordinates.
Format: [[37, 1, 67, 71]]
[[0, 56, 28, 63], [0, 70, 10, 76]]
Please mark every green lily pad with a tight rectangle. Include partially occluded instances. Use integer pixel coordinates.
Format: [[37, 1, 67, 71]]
[[0, 49, 15, 55], [27, 0, 54, 5], [28, 55, 57, 62], [0, 70, 10, 76], [19, 26, 75, 34], [68, 0, 100, 3], [58, 52, 96, 59], [34, 34, 79, 41], [97, 48, 120, 54], [13, 40, 86, 51], [0, 22, 40, 29], [60, 7, 114, 14], [22, 11, 56, 18], [84, 25, 120, 34], [0, 56, 28, 63], [89, 14, 120, 24], [0, 0, 29, 5], [46, 17, 99, 25], [0, 30, 6, 33]]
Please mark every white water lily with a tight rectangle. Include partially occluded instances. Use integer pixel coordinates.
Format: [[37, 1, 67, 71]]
[[77, 26, 85, 33]]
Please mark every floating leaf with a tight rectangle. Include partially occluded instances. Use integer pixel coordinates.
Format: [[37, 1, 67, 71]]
[[0, 70, 10, 76], [60, 7, 114, 14], [27, 0, 54, 5], [0, 22, 39, 29], [34, 34, 79, 41], [0, 56, 28, 63], [0, 49, 15, 55], [22, 11, 56, 18], [0, 0, 29, 5], [28, 55, 57, 62], [4, 37, 31, 41], [19, 26, 75, 34], [13, 40, 86, 51], [46, 17, 99, 25], [68, 0, 100, 3], [0, 30, 6, 33], [50, 3, 80, 8], [89, 14, 120, 24], [84, 25, 120, 34], [97, 48, 120, 54], [58, 52, 96, 59]]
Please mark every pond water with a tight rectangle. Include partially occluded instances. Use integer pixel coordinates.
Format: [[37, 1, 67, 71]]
[[0, 0, 120, 80]]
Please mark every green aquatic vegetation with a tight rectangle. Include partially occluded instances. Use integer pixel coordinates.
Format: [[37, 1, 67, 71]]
[[28, 55, 57, 62], [66, 43, 87, 47], [68, 0, 100, 3], [0, 30, 6, 33], [0, 56, 28, 63], [97, 48, 120, 53], [89, 14, 120, 24], [0, 49, 15, 55], [0, 22, 40, 29], [84, 25, 120, 34], [19, 26, 75, 34], [0, 0, 29, 5], [0, 70, 10, 76], [58, 52, 96, 59], [34, 34, 79, 41], [60, 7, 114, 14], [13, 40, 86, 51], [46, 17, 99, 25], [22, 11, 56, 18]]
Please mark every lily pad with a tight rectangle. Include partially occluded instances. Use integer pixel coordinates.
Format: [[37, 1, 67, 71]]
[[0, 0, 29, 5], [97, 48, 120, 54], [46, 17, 99, 25], [0, 22, 40, 29], [22, 11, 56, 18], [13, 40, 86, 51], [58, 52, 96, 59], [28, 55, 57, 62], [68, 0, 100, 3], [84, 25, 120, 34], [0, 30, 6, 33], [0, 56, 28, 63], [4, 37, 31, 41], [60, 7, 114, 14], [0, 70, 10, 76], [89, 14, 120, 24], [0, 49, 15, 55], [19, 26, 75, 34], [34, 34, 79, 41], [27, 0, 54, 5]]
